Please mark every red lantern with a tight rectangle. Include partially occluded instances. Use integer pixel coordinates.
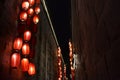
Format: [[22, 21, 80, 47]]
[[13, 38, 23, 50], [33, 15, 39, 24], [35, 6, 40, 14], [28, 0, 35, 6], [21, 58, 29, 71], [11, 53, 20, 68], [24, 30, 31, 41], [28, 63, 36, 75], [22, 1, 29, 10], [22, 43, 30, 55], [58, 78, 62, 80], [27, 8, 34, 16], [20, 11, 28, 21]]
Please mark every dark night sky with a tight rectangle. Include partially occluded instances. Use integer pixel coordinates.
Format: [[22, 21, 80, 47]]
[[45, 0, 71, 79]]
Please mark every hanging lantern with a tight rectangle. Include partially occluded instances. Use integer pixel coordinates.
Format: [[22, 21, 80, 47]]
[[24, 30, 31, 41], [22, 43, 30, 55], [13, 38, 23, 50], [69, 52, 73, 58], [58, 53, 61, 57], [58, 78, 62, 80], [35, 6, 40, 14], [11, 53, 21, 68], [21, 58, 29, 71], [20, 11, 28, 21], [27, 8, 34, 16], [28, 63, 36, 75], [28, 0, 35, 6], [58, 59, 61, 66], [22, 1, 29, 10], [33, 15, 39, 24]]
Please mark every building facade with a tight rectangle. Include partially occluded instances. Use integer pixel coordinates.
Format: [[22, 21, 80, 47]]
[[71, 0, 120, 80]]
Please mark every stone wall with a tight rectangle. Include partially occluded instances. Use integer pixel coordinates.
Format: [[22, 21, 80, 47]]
[[71, 0, 120, 80]]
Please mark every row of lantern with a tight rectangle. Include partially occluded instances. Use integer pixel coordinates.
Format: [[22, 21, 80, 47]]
[[20, 0, 40, 24], [64, 65, 67, 80], [57, 47, 63, 80], [11, 0, 40, 76], [69, 41, 75, 80]]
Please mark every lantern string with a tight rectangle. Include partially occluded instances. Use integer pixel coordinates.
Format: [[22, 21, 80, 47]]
[[11, 0, 41, 77]]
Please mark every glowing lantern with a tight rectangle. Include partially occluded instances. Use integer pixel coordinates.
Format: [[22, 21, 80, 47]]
[[28, 0, 35, 6], [22, 43, 30, 55], [11, 53, 20, 68], [21, 58, 29, 71], [35, 6, 40, 14], [27, 8, 34, 16], [58, 78, 61, 80], [13, 38, 23, 50], [33, 15, 39, 24], [20, 12, 28, 21], [24, 30, 31, 41], [28, 63, 36, 75], [22, 1, 29, 10]]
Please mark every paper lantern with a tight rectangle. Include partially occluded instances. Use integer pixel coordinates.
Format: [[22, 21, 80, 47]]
[[22, 1, 29, 10], [33, 15, 39, 24], [35, 6, 40, 14], [28, 63, 36, 75], [20, 12, 28, 21], [24, 30, 31, 41], [11, 53, 20, 68], [27, 8, 34, 16], [21, 58, 29, 71], [28, 0, 35, 6], [22, 43, 30, 55], [13, 38, 23, 50]]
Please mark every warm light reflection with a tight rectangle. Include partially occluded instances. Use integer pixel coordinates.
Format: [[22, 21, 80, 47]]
[[28, 0, 35, 6], [28, 63, 36, 75], [13, 38, 23, 50], [24, 30, 31, 41], [33, 15, 39, 24], [35, 6, 40, 14], [22, 1, 29, 10], [22, 43, 30, 55], [58, 78, 61, 80], [21, 58, 29, 71], [58, 47, 61, 53], [11, 53, 20, 68], [27, 8, 34, 16], [20, 12, 28, 21]]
